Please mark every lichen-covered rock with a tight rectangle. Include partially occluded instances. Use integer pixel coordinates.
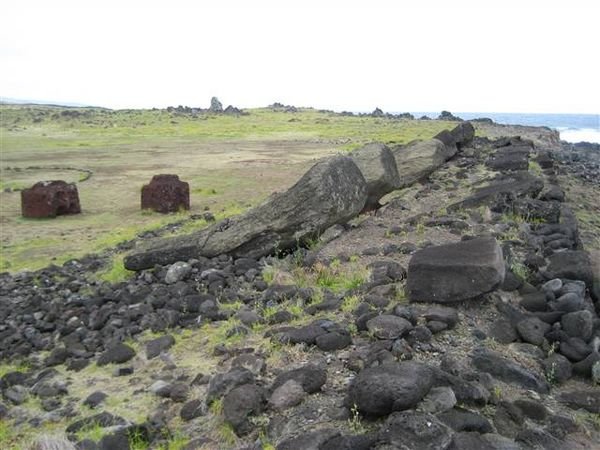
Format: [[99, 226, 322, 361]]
[[21, 180, 81, 218]]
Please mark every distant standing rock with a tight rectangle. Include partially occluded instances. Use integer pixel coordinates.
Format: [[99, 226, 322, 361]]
[[223, 105, 242, 115], [21, 180, 81, 218], [141, 174, 190, 214], [371, 107, 384, 117], [222, 383, 266, 435], [486, 142, 532, 172], [438, 110, 463, 121], [209, 96, 223, 113], [407, 237, 505, 303]]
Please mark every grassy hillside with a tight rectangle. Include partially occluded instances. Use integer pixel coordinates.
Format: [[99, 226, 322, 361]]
[[0, 104, 454, 274]]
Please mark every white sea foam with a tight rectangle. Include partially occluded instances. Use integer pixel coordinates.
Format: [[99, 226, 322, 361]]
[[558, 128, 600, 144]]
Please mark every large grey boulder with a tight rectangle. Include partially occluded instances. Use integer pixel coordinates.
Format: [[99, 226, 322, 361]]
[[407, 237, 505, 303], [125, 156, 368, 270], [349, 143, 400, 211], [391, 138, 456, 188]]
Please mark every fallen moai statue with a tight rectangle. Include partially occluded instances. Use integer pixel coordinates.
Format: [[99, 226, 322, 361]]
[[125, 155, 368, 270], [349, 143, 400, 212], [21, 180, 81, 218], [389, 121, 473, 189], [125, 123, 474, 270], [391, 138, 456, 188], [141, 174, 190, 213], [448, 121, 475, 149]]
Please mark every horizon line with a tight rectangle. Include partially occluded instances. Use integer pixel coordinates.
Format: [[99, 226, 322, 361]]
[[1, 96, 599, 117]]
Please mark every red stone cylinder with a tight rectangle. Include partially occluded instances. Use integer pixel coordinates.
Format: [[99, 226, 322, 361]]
[[141, 174, 190, 213], [21, 180, 81, 218]]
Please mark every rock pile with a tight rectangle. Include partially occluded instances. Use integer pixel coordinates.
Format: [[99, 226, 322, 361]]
[[486, 137, 533, 172], [21, 180, 81, 218], [2, 125, 599, 449]]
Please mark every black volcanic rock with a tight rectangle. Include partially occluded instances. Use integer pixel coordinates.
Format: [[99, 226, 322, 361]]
[[471, 348, 549, 393], [223, 383, 265, 435], [272, 365, 326, 394], [347, 362, 434, 417], [546, 251, 594, 288], [97, 343, 136, 366], [377, 411, 454, 448], [407, 237, 505, 303]]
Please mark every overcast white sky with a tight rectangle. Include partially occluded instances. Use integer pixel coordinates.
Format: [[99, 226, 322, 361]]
[[1, 0, 599, 113]]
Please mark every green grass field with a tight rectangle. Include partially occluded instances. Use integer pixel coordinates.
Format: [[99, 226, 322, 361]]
[[0, 104, 454, 273]]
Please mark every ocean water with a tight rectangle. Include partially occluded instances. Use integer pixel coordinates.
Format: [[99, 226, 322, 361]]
[[412, 112, 600, 144]]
